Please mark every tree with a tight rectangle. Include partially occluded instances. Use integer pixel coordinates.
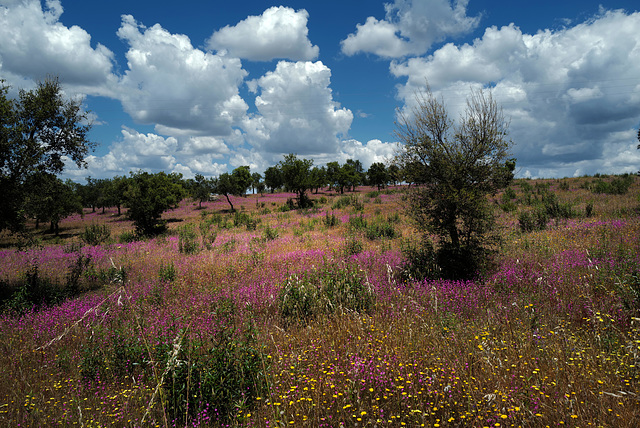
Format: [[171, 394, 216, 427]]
[[124, 171, 185, 236], [24, 174, 82, 235], [251, 172, 262, 194], [263, 166, 283, 193], [367, 162, 388, 190], [279, 154, 314, 208], [0, 78, 94, 232], [215, 172, 241, 212], [233, 166, 252, 196], [192, 174, 215, 209], [395, 86, 514, 279]]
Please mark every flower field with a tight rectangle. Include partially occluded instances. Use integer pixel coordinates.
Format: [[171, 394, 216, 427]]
[[1, 178, 639, 427]]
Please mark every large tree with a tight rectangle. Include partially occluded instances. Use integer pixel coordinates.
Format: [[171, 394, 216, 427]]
[[367, 162, 388, 190], [124, 171, 185, 236], [395, 86, 514, 279], [263, 166, 283, 193], [0, 78, 94, 232], [279, 154, 314, 208]]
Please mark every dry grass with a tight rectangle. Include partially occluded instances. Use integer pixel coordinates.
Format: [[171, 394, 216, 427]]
[[1, 178, 639, 427]]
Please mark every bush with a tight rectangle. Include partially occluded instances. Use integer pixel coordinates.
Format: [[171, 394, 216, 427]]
[[118, 230, 137, 243], [278, 264, 375, 323], [518, 209, 549, 232], [323, 211, 339, 227], [163, 324, 267, 425], [81, 223, 111, 246], [158, 262, 177, 283], [348, 214, 367, 231], [591, 175, 634, 195], [262, 225, 279, 241], [344, 236, 363, 256], [365, 221, 397, 240], [177, 223, 200, 255], [400, 239, 440, 281]]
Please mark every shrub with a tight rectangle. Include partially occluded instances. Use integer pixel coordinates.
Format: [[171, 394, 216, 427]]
[[159, 262, 177, 283], [262, 225, 279, 241], [348, 214, 367, 231], [177, 223, 200, 255], [344, 236, 363, 256], [278, 264, 375, 323], [323, 211, 339, 227], [163, 325, 267, 425], [518, 209, 549, 232], [365, 221, 397, 240], [585, 202, 594, 218], [400, 239, 440, 281], [81, 223, 111, 246], [118, 230, 137, 243]]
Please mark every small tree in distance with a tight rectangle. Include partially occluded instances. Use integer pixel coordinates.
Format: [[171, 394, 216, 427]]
[[395, 85, 515, 280]]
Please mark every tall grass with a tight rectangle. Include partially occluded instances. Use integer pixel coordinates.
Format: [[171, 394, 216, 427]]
[[0, 181, 638, 426]]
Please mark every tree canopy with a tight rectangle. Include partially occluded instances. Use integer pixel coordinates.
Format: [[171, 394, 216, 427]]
[[395, 86, 514, 279], [0, 78, 94, 232]]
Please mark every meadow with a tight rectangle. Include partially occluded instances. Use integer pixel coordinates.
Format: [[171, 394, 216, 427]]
[[0, 176, 639, 427]]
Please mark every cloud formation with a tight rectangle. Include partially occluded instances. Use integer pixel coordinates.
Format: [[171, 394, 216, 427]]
[[116, 15, 248, 137], [391, 9, 640, 177], [341, 0, 480, 58], [244, 61, 353, 156], [207, 6, 319, 61], [0, 0, 115, 91]]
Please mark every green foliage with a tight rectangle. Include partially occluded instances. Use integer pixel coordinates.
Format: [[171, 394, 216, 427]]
[[263, 165, 283, 193], [585, 202, 595, 218], [347, 214, 368, 231], [158, 262, 177, 283], [2, 254, 101, 315], [124, 171, 185, 237], [278, 264, 375, 323], [591, 175, 634, 195], [395, 86, 513, 280], [163, 324, 267, 424], [81, 223, 111, 246], [344, 235, 364, 256], [234, 211, 259, 230], [198, 219, 218, 250], [118, 231, 137, 243], [367, 162, 388, 190], [332, 194, 364, 211], [400, 239, 440, 281], [323, 211, 339, 227], [177, 223, 200, 255], [365, 220, 398, 240], [0, 78, 94, 232], [518, 209, 549, 232], [279, 154, 314, 208], [262, 225, 279, 241]]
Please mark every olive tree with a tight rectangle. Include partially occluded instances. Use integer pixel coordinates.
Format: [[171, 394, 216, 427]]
[[395, 86, 515, 279]]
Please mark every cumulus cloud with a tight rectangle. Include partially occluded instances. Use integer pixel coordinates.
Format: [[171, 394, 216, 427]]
[[0, 0, 115, 91], [390, 9, 640, 177], [207, 6, 319, 61], [341, 0, 479, 58], [115, 15, 248, 136], [243, 61, 353, 155]]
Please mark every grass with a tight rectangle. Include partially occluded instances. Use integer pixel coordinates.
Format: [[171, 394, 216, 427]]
[[0, 179, 639, 426]]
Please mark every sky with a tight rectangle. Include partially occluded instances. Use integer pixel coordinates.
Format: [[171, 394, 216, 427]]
[[1, 0, 639, 180]]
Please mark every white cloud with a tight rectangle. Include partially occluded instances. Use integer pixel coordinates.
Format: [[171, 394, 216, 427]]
[[341, 0, 480, 58], [0, 0, 115, 91], [115, 15, 248, 136], [390, 9, 640, 177], [244, 61, 353, 155], [207, 6, 319, 61]]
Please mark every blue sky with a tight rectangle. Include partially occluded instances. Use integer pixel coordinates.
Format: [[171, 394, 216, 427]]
[[1, 0, 639, 180]]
